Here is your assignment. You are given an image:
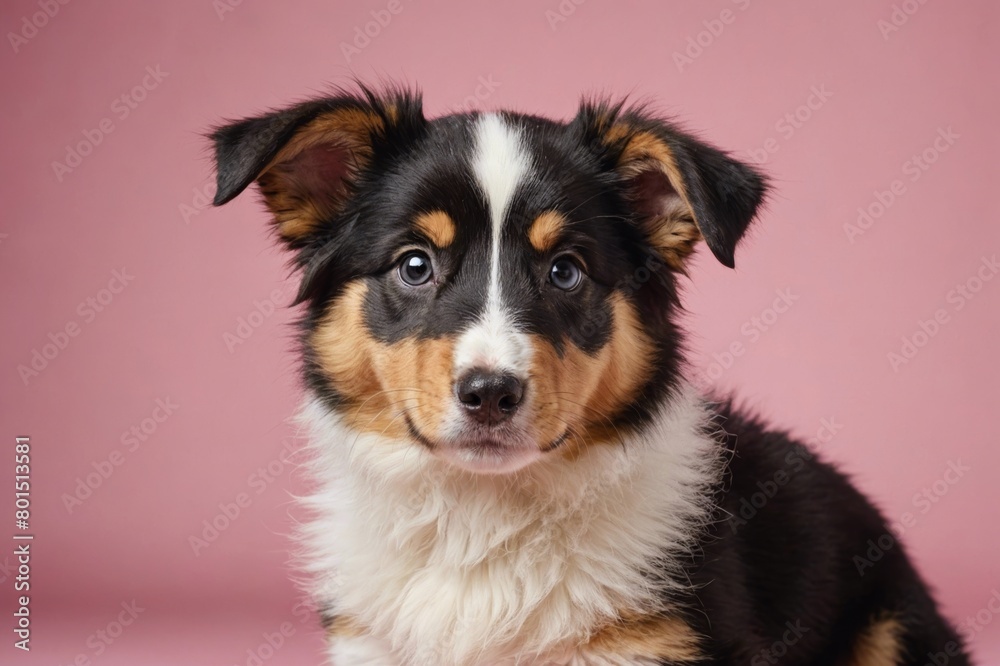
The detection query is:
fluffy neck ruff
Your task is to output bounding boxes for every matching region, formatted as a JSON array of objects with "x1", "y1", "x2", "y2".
[{"x1": 297, "y1": 383, "x2": 721, "y2": 665}]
